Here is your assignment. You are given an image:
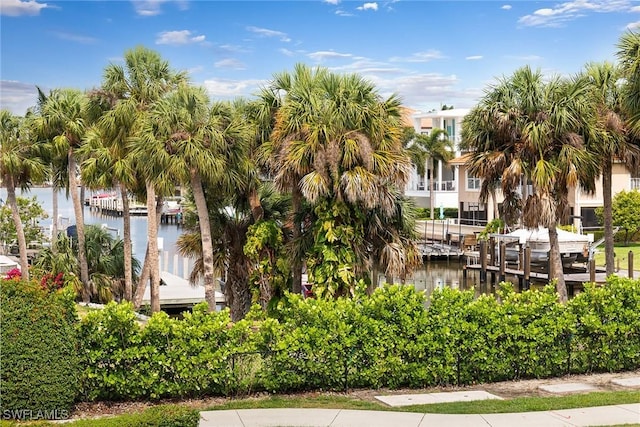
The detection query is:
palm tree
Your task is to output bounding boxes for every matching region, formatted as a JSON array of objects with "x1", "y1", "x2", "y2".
[
  {"x1": 260, "y1": 64, "x2": 412, "y2": 298},
  {"x1": 581, "y1": 61, "x2": 640, "y2": 276},
  {"x1": 38, "y1": 89, "x2": 92, "y2": 297},
  {"x1": 148, "y1": 85, "x2": 250, "y2": 312},
  {"x1": 618, "y1": 31, "x2": 640, "y2": 136},
  {"x1": 0, "y1": 110, "x2": 45, "y2": 281},
  {"x1": 33, "y1": 224, "x2": 140, "y2": 302},
  {"x1": 101, "y1": 46, "x2": 187, "y2": 312},
  {"x1": 462, "y1": 66, "x2": 599, "y2": 302},
  {"x1": 176, "y1": 181, "x2": 289, "y2": 321},
  {"x1": 413, "y1": 129, "x2": 454, "y2": 220}
]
